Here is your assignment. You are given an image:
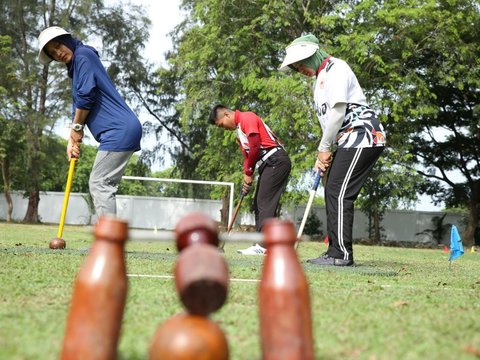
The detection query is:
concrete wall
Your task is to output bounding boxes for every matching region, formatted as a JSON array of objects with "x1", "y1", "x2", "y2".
[
  {"x1": 0, "y1": 191, "x2": 223, "y2": 229},
  {"x1": 0, "y1": 191, "x2": 467, "y2": 244},
  {"x1": 288, "y1": 205, "x2": 467, "y2": 245}
]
